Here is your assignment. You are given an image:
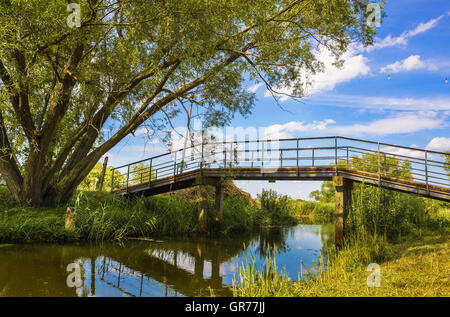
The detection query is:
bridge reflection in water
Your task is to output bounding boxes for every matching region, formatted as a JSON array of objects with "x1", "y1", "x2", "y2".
[{"x1": 0, "y1": 225, "x2": 334, "y2": 297}]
